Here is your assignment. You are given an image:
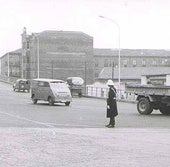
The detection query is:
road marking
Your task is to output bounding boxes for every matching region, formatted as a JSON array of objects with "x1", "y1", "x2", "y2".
[
  {"x1": 0, "y1": 111, "x2": 98, "y2": 128},
  {"x1": 0, "y1": 111, "x2": 54, "y2": 128}
]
